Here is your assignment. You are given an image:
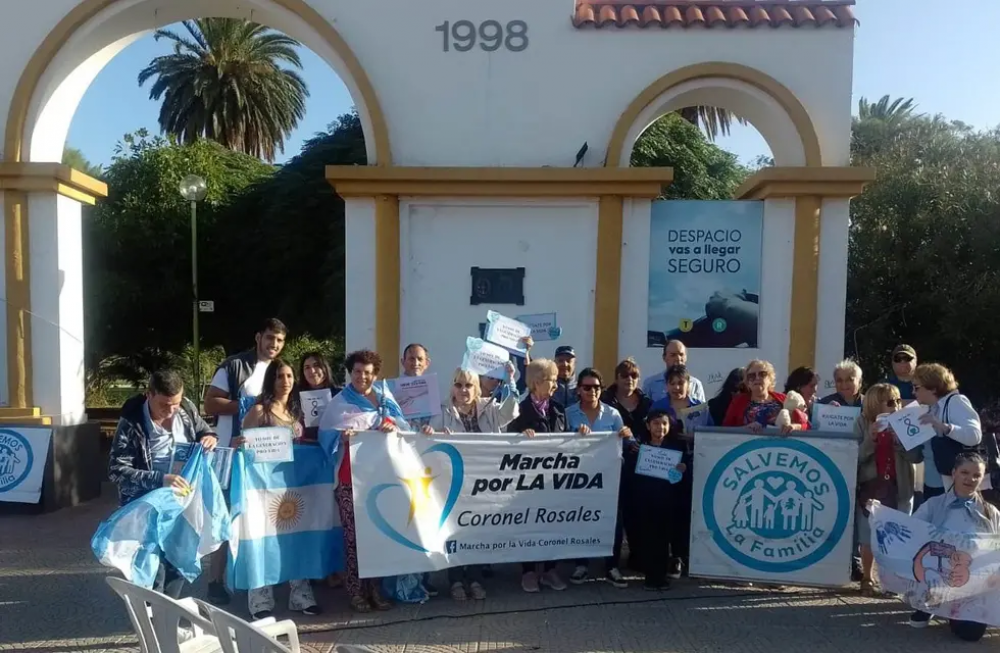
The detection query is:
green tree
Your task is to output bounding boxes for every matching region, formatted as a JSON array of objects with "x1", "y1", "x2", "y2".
[
  {"x1": 847, "y1": 112, "x2": 1000, "y2": 404},
  {"x1": 211, "y1": 112, "x2": 365, "y2": 349},
  {"x1": 677, "y1": 106, "x2": 748, "y2": 141},
  {"x1": 632, "y1": 113, "x2": 750, "y2": 199},
  {"x1": 84, "y1": 131, "x2": 274, "y2": 372},
  {"x1": 62, "y1": 145, "x2": 102, "y2": 178},
  {"x1": 138, "y1": 19, "x2": 309, "y2": 162}
]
